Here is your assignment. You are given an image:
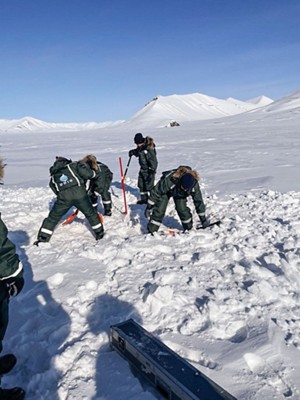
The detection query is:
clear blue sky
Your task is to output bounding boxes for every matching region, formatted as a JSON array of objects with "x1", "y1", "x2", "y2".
[{"x1": 0, "y1": 0, "x2": 299, "y2": 122}]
